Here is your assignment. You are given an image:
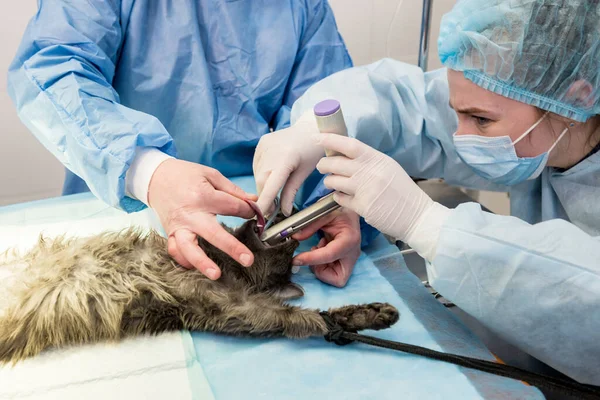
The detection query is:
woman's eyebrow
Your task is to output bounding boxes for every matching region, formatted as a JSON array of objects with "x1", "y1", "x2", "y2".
[{"x1": 449, "y1": 101, "x2": 492, "y2": 114}]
